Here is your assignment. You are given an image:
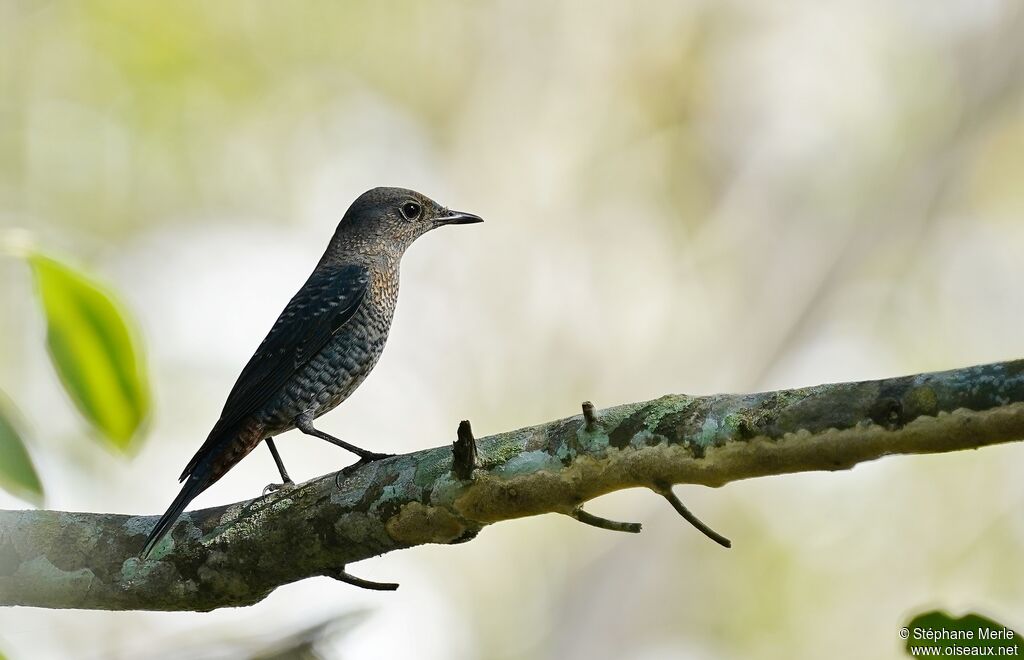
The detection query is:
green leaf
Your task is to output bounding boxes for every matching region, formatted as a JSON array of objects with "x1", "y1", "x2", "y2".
[
  {"x1": 0, "y1": 397, "x2": 43, "y2": 506},
  {"x1": 905, "y1": 610, "x2": 1024, "y2": 658},
  {"x1": 29, "y1": 253, "x2": 150, "y2": 452}
]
